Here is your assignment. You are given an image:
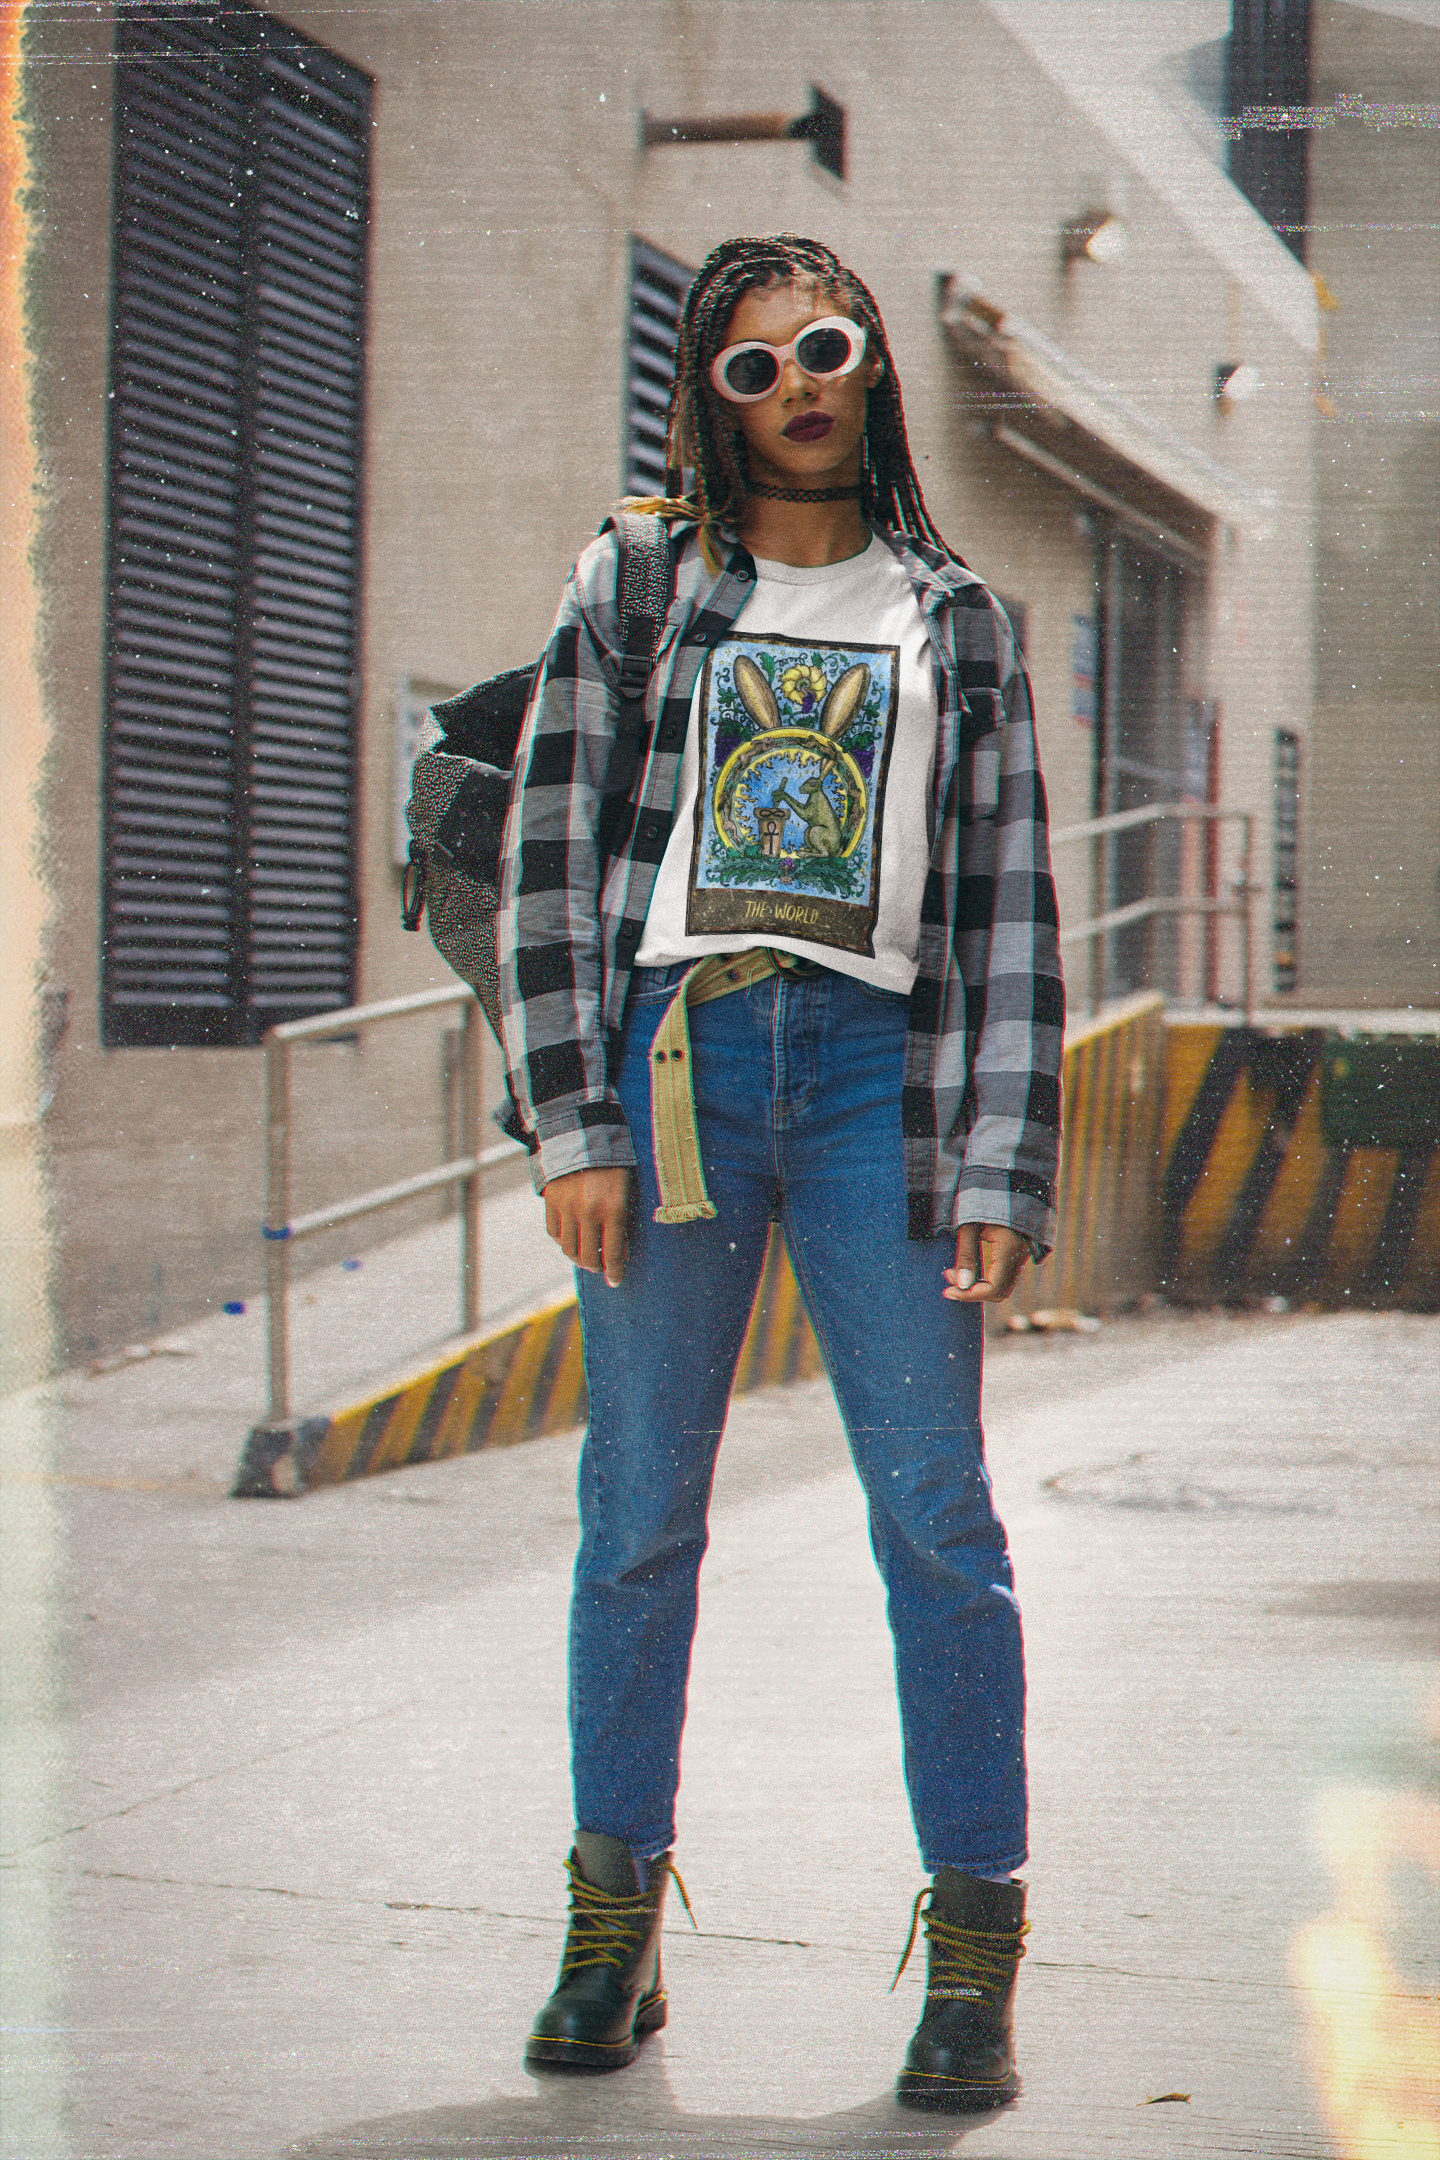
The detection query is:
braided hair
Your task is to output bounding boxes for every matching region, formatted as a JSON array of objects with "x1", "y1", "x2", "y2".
[{"x1": 632, "y1": 234, "x2": 954, "y2": 573}]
